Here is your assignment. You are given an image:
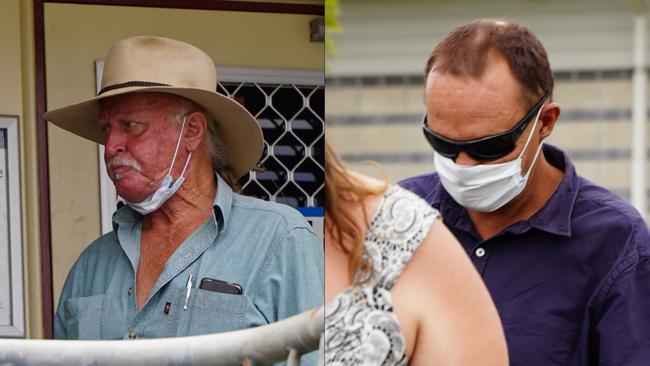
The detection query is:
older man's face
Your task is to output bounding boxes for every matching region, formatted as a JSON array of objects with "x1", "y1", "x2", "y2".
[
  {"x1": 424, "y1": 53, "x2": 543, "y2": 170},
  {"x1": 99, "y1": 93, "x2": 186, "y2": 203}
]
